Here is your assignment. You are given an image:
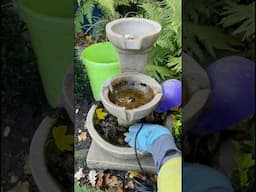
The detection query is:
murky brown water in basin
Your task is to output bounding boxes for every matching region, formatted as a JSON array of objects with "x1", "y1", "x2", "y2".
[{"x1": 108, "y1": 81, "x2": 154, "y2": 109}]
